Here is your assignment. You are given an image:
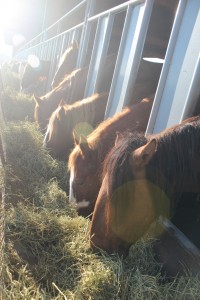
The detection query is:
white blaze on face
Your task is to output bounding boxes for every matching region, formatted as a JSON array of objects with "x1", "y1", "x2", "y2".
[
  {"x1": 43, "y1": 123, "x2": 50, "y2": 147},
  {"x1": 69, "y1": 169, "x2": 77, "y2": 204},
  {"x1": 69, "y1": 169, "x2": 90, "y2": 209}
]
